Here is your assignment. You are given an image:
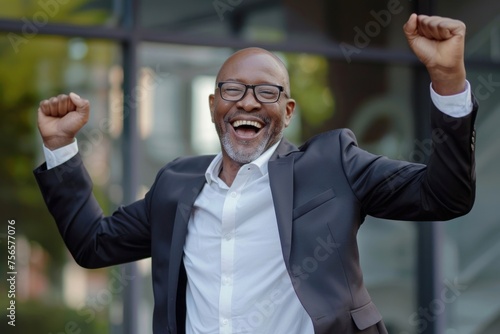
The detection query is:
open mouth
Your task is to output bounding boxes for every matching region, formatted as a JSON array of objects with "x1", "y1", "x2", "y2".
[{"x1": 231, "y1": 120, "x2": 263, "y2": 138}]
